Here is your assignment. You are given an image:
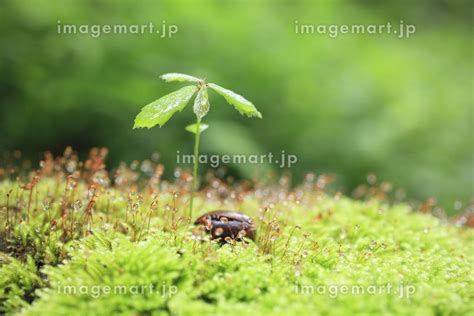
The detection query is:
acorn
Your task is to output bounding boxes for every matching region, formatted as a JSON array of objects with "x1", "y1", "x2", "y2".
[{"x1": 194, "y1": 210, "x2": 256, "y2": 242}]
